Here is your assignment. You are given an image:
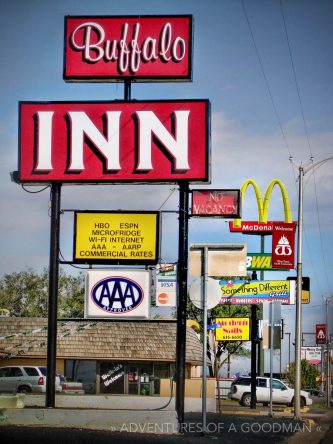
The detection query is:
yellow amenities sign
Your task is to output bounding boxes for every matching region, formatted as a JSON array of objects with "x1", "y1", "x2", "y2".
[
  {"x1": 215, "y1": 317, "x2": 250, "y2": 341},
  {"x1": 74, "y1": 211, "x2": 160, "y2": 265}
]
